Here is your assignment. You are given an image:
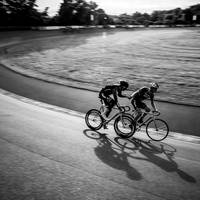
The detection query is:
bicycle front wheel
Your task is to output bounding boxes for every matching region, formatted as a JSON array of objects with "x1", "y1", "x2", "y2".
[
  {"x1": 146, "y1": 118, "x2": 169, "y2": 141},
  {"x1": 114, "y1": 114, "x2": 135, "y2": 138},
  {"x1": 85, "y1": 109, "x2": 103, "y2": 130}
]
